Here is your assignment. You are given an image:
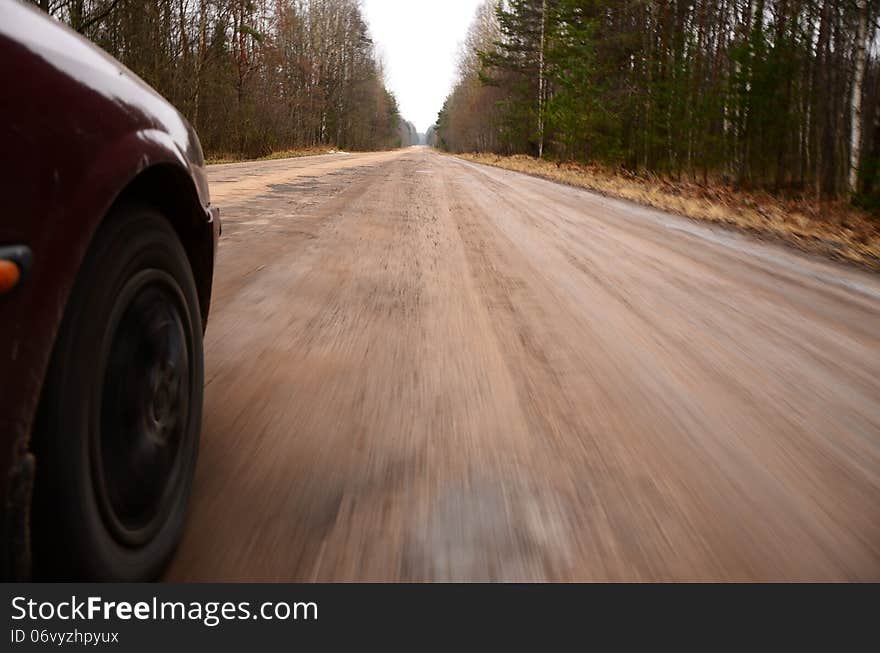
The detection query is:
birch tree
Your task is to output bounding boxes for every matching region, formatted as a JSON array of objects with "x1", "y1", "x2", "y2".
[{"x1": 437, "y1": 0, "x2": 880, "y2": 204}]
